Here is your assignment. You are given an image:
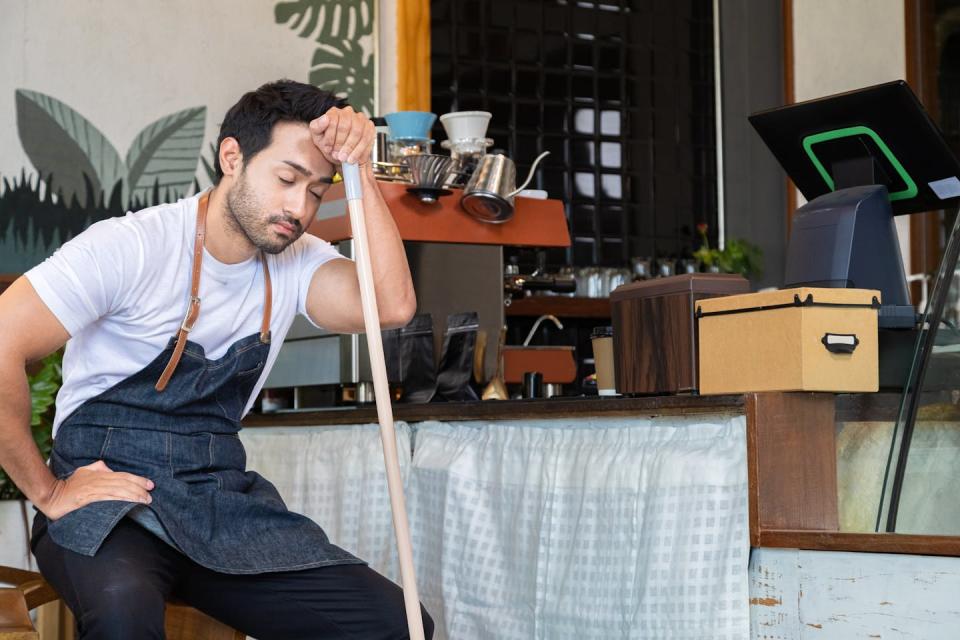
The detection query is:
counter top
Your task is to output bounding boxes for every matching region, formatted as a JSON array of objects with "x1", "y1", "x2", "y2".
[
  {"x1": 242, "y1": 394, "x2": 746, "y2": 427},
  {"x1": 242, "y1": 391, "x2": 913, "y2": 428}
]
